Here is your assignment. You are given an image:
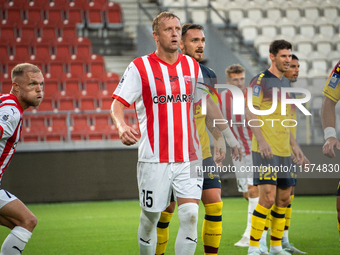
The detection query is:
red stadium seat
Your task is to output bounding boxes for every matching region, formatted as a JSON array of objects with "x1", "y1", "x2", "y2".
[
  {"x1": 0, "y1": 43, "x2": 9, "y2": 58},
  {"x1": 64, "y1": 5, "x2": 85, "y2": 30},
  {"x1": 36, "y1": 98, "x2": 55, "y2": 112},
  {"x1": 59, "y1": 74, "x2": 83, "y2": 98},
  {"x1": 104, "y1": 2, "x2": 123, "y2": 30},
  {"x1": 88, "y1": 54, "x2": 105, "y2": 75},
  {"x1": 70, "y1": 114, "x2": 91, "y2": 140},
  {"x1": 21, "y1": 115, "x2": 47, "y2": 142},
  {"x1": 78, "y1": 97, "x2": 97, "y2": 111},
  {"x1": 1, "y1": 80, "x2": 12, "y2": 94},
  {"x1": 10, "y1": 41, "x2": 31, "y2": 59},
  {"x1": 16, "y1": 20, "x2": 38, "y2": 42},
  {"x1": 36, "y1": 20, "x2": 58, "y2": 41},
  {"x1": 72, "y1": 37, "x2": 92, "y2": 60},
  {"x1": 46, "y1": 60, "x2": 66, "y2": 79},
  {"x1": 86, "y1": 2, "x2": 104, "y2": 30},
  {"x1": 66, "y1": 59, "x2": 86, "y2": 76},
  {"x1": 57, "y1": 97, "x2": 77, "y2": 111},
  {"x1": 58, "y1": 21, "x2": 77, "y2": 42},
  {"x1": 47, "y1": 114, "x2": 68, "y2": 141},
  {"x1": 32, "y1": 0, "x2": 50, "y2": 5},
  {"x1": 98, "y1": 96, "x2": 113, "y2": 111},
  {"x1": 31, "y1": 40, "x2": 52, "y2": 61},
  {"x1": 23, "y1": 3, "x2": 44, "y2": 23},
  {"x1": 0, "y1": 25, "x2": 16, "y2": 41},
  {"x1": 51, "y1": 38, "x2": 73, "y2": 61},
  {"x1": 43, "y1": 3, "x2": 64, "y2": 23},
  {"x1": 43, "y1": 78, "x2": 61, "y2": 99},
  {"x1": 82, "y1": 76, "x2": 101, "y2": 95},
  {"x1": 1, "y1": 4, "x2": 23, "y2": 25}
]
